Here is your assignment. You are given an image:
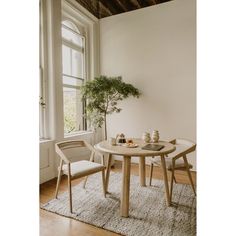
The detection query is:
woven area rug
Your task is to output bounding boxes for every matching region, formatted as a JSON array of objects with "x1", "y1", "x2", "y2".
[{"x1": 41, "y1": 172, "x2": 196, "y2": 236}]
